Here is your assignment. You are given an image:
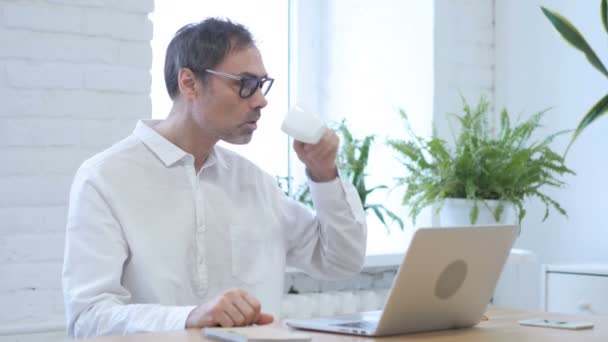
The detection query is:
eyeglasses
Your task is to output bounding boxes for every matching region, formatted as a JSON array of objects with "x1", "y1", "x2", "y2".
[{"x1": 205, "y1": 69, "x2": 274, "y2": 99}]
